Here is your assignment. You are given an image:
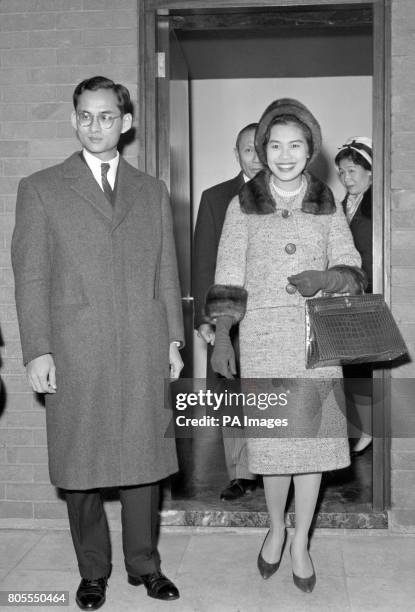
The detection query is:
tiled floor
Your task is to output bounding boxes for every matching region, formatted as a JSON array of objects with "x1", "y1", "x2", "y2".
[{"x1": 1, "y1": 526, "x2": 414, "y2": 611}]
